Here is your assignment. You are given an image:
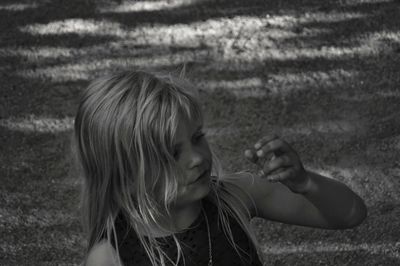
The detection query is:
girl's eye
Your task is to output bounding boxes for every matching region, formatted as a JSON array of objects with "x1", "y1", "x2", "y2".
[
  {"x1": 195, "y1": 132, "x2": 206, "y2": 142},
  {"x1": 173, "y1": 132, "x2": 206, "y2": 159},
  {"x1": 173, "y1": 149, "x2": 180, "y2": 159}
]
